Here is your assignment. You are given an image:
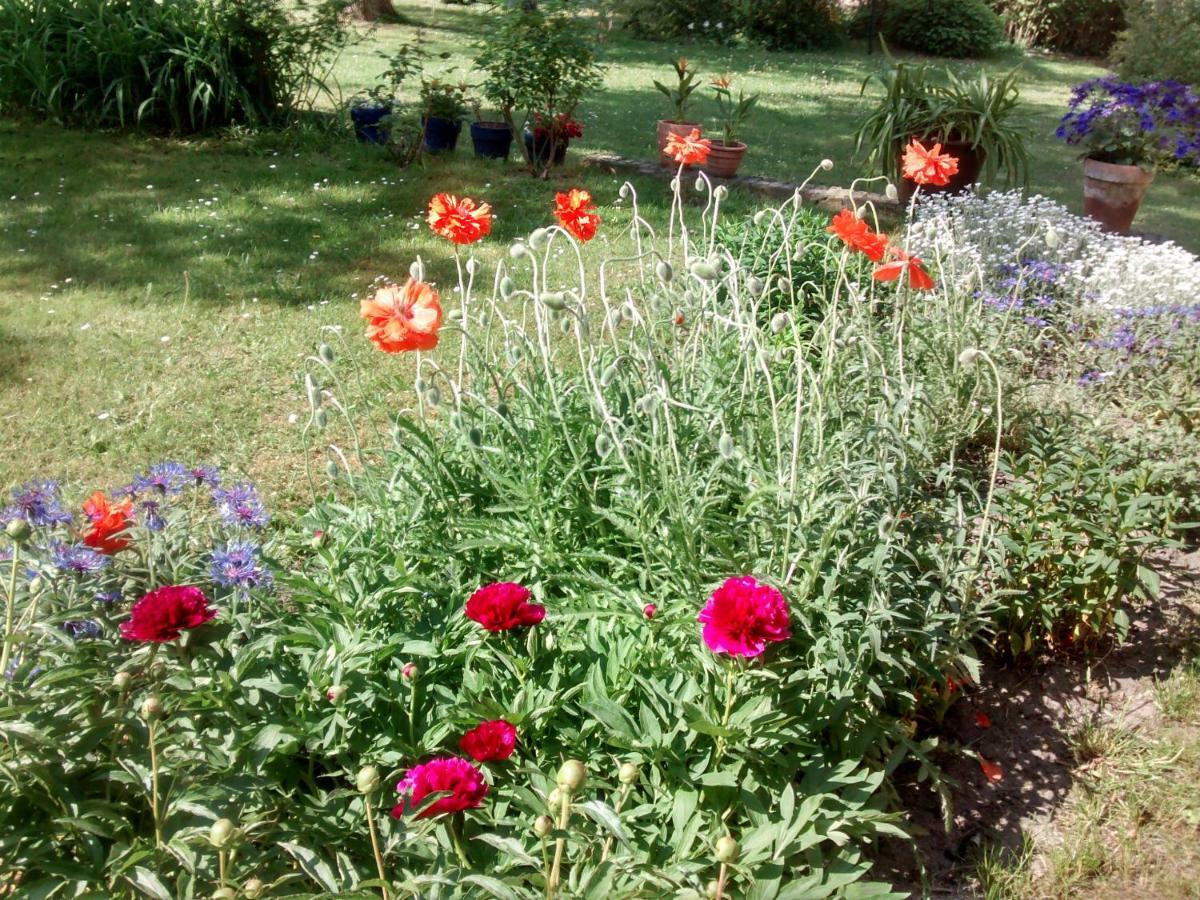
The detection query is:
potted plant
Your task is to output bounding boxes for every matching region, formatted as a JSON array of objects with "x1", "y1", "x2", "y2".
[
  {"x1": 474, "y1": 4, "x2": 603, "y2": 176},
  {"x1": 653, "y1": 58, "x2": 703, "y2": 169},
  {"x1": 420, "y1": 79, "x2": 469, "y2": 154},
  {"x1": 702, "y1": 76, "x2": 757, "y2": 179},
  {"x1": 854, "y1": 60, "x2": 1029, "y2": 204},
  {"x1": 1057, "y1": 77, "x2": 1200, "y2": 233},
  {"x1": 469, "y1": 99, "x2": 514, "y2": 160},
  {"x1": 350, "y1": 42, "x2": 426, "y2": 146}
]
